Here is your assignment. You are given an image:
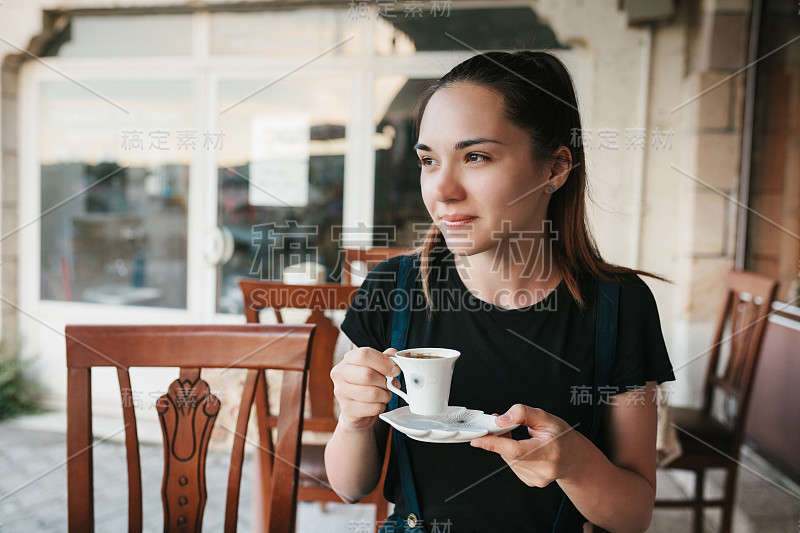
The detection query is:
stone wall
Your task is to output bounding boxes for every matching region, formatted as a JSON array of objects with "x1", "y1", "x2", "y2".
[
  {"x1": 669, "y1": 0, "x2": 752, "y2": 404},
  {"x1": 0, "y1": 0, "x2": 43, "y2": 350}
]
